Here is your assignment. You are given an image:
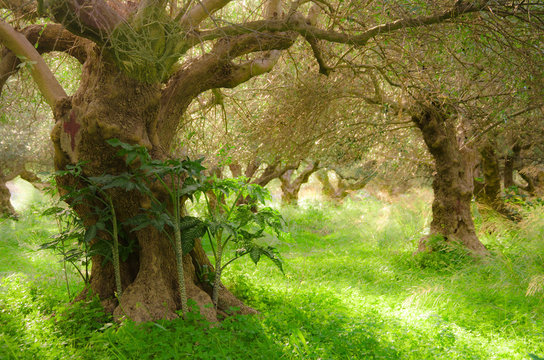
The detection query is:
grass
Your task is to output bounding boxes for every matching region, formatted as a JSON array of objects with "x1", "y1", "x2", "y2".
[{"x1": 1, "y1": 186, "x2": 543, "y2": 359}]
